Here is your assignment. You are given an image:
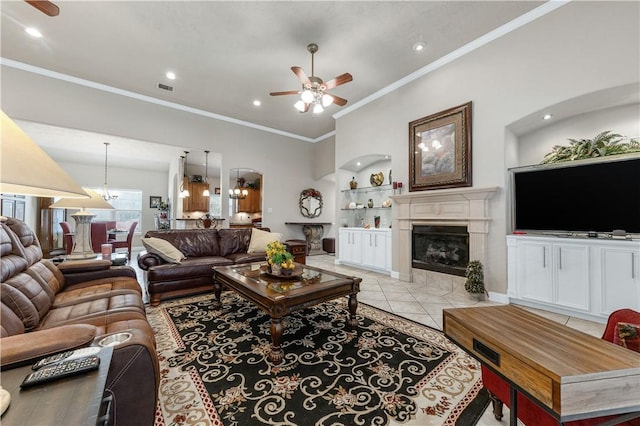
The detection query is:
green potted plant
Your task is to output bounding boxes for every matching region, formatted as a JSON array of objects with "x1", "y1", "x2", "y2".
[
  {"x1": 465, "y1": 260, "x2": 487, "y2": 299},
  {"x1": 541, "y1": 131, "x2": 640, "y2": 164}
]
